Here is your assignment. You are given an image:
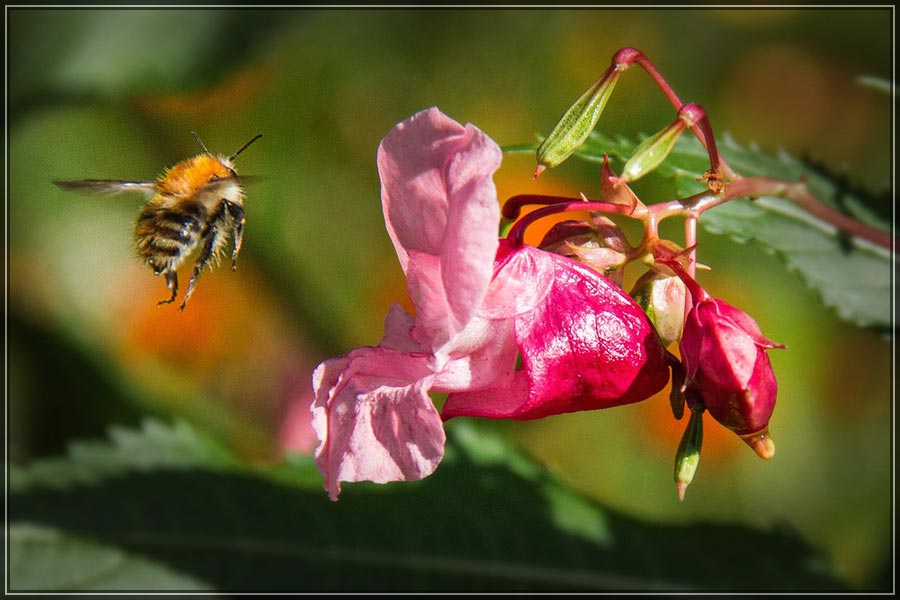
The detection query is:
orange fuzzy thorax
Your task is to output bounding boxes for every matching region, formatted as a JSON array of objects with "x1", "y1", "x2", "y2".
[{"x1": 157, "y1": 154, "x2": 233, "y2": 197}]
